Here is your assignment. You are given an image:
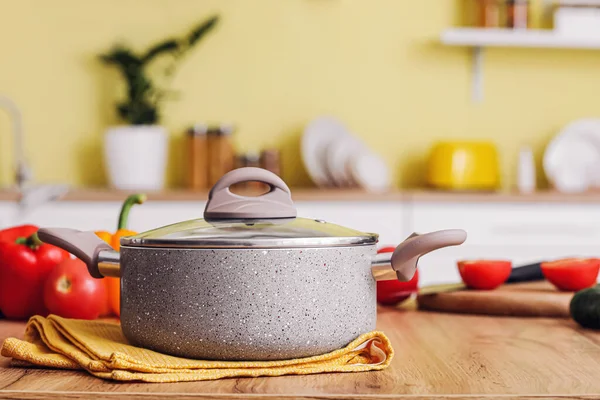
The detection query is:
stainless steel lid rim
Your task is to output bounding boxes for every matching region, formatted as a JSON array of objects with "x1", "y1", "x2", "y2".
[{"x1": 120, "y1": 235, "x2": 378, "y2": 250}]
